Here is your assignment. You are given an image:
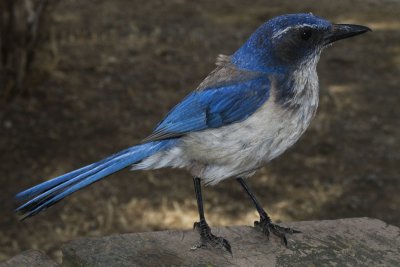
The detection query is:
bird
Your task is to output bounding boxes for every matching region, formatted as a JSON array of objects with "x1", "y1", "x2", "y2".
[{"x1": 15, "y1": 13, "x2": 370, "y2": 254}]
